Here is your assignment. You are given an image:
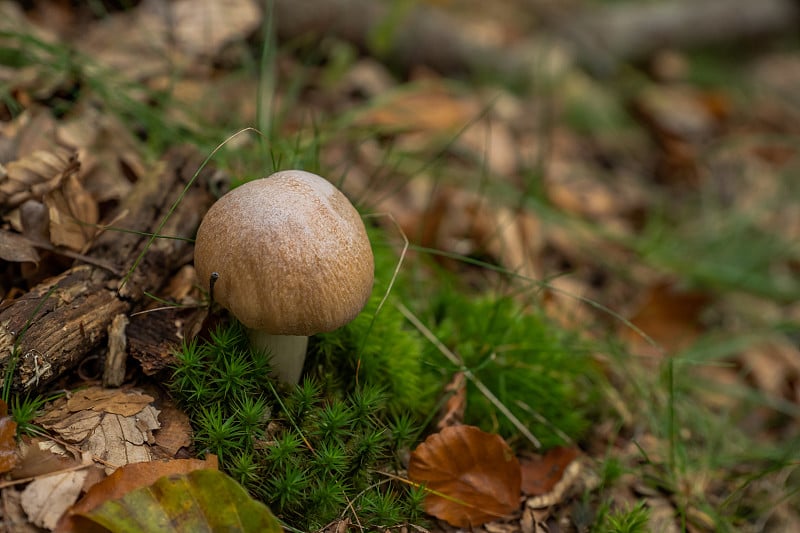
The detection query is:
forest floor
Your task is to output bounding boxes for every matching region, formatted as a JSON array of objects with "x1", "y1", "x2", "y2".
[{"x1": 0, "y1": 1, "x2": 798, "y2": 532}]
